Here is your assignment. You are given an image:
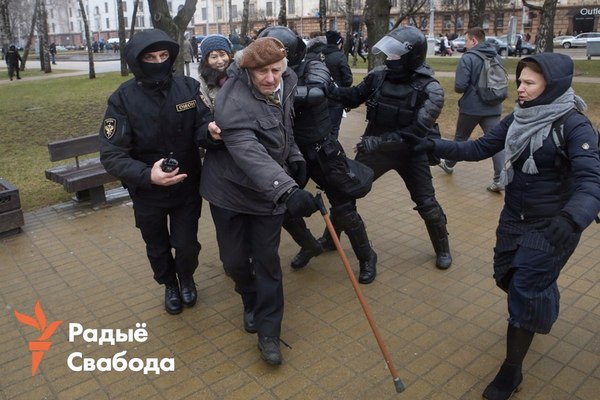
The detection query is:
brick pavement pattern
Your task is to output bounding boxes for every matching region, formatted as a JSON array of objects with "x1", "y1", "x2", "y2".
[{"x1": 1, "y1": 109, "x2": 599, "y2": 400}]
